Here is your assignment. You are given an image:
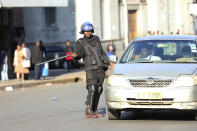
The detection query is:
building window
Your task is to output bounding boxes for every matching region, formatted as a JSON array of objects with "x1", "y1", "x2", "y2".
[
  {"x1": 45, "y1": 8, "x2": 56, "y2": 28},
  {"x1": 1, "y1": 9, "x2": 9, "y2": 26}
]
